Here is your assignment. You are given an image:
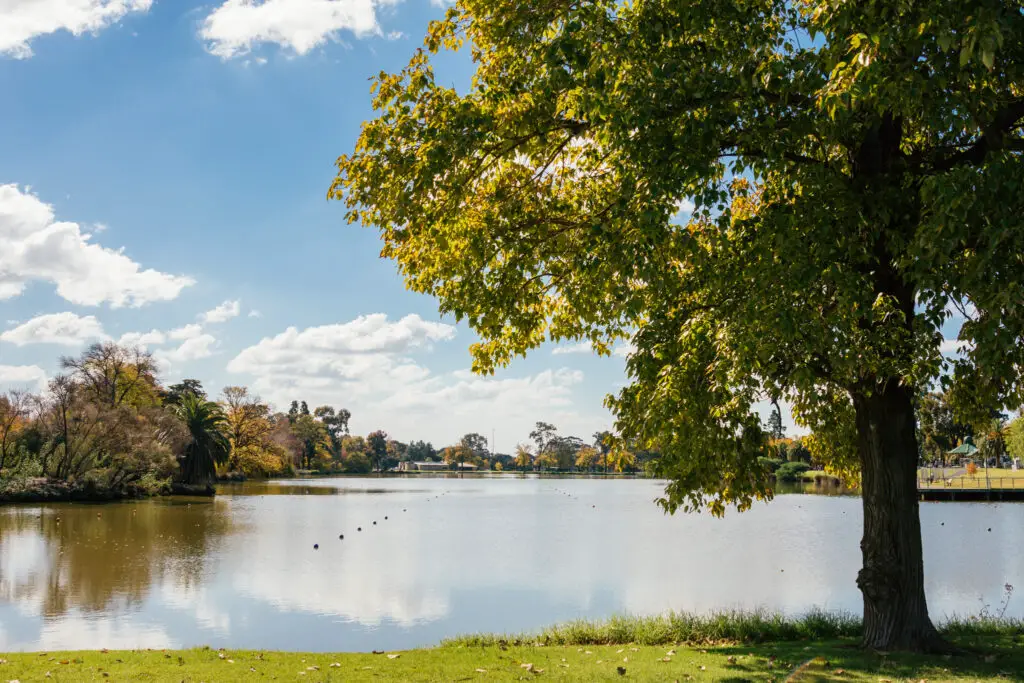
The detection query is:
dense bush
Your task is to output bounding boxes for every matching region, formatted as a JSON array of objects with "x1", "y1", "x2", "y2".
[
  {"x1": 758, "y1": 457, "x2": 784, "y2": 473},
  {"x1": 342, "y1": 452, "x2": 372, "y2": 474},
  {"x1": 775, "y1": 461, "x2": 811, "y2": 482}
]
